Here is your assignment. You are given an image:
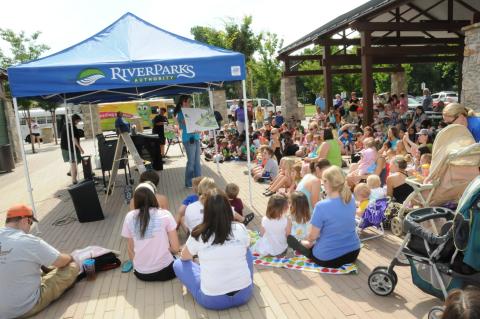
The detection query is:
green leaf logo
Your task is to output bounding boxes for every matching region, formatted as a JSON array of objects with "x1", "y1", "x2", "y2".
[{"x1": 76, "y1": 68, "x2": 106, "y2": 86}]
